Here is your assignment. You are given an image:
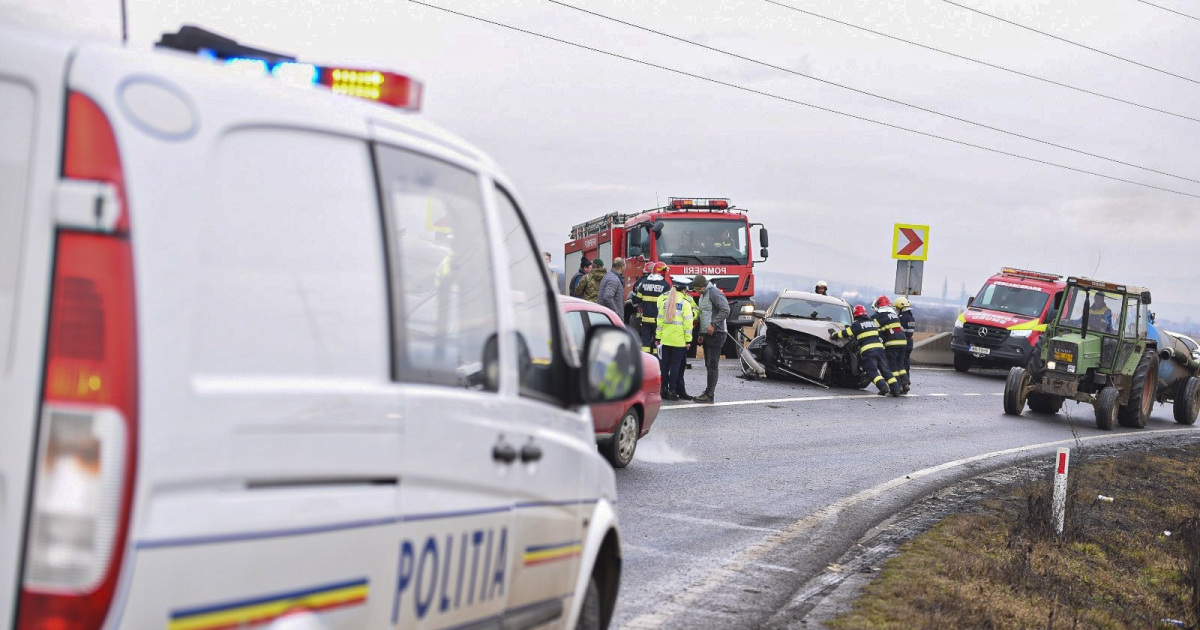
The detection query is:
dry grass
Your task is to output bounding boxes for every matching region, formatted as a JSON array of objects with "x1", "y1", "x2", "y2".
[{"x1": 829, "y1": 443, "x2": 1200, "y2": 630}]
